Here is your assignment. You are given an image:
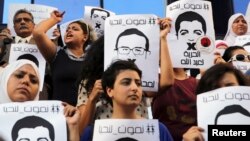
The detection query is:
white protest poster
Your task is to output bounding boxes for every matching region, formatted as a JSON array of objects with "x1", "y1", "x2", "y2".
[
  {"x1": 59, "y1": 18, "x2": 84, "y2": 46},
  {"x1": 8, "y1": 4, "x2": 58, "y2": 39},
  {"x1": 8, "y1": 43, "x2": 46, "y2": 91},
  {"x1": 234, "y1": 35, "x2": 250, "y2": 46},
  {"x1": 166, "y1": 0, "x2": 215, "y2": 68},
  {"x1": 84, "y1": 6, "x2": 115, "y2": 38},
  {"x1": 197, "y1": 86, "x2": 250, "y2": 141},
  {"x1": 232, "y1": 61, "x2": 250, "y2": 74},
  {"x1": 104, "y1": 14, "x2": 159, "y2": 92},
  {"x1": 0, "y1": 101, "x2": 67, "y2": 141},
  {"x1": 93, "y1": 119, "x2": 160, "y2": 141}
]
